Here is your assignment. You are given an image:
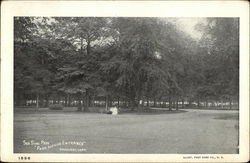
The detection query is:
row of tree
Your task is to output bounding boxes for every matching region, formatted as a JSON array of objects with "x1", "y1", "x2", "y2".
[{"x1": 14, "y1": 17, "x2": 239, "y2": 110}]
